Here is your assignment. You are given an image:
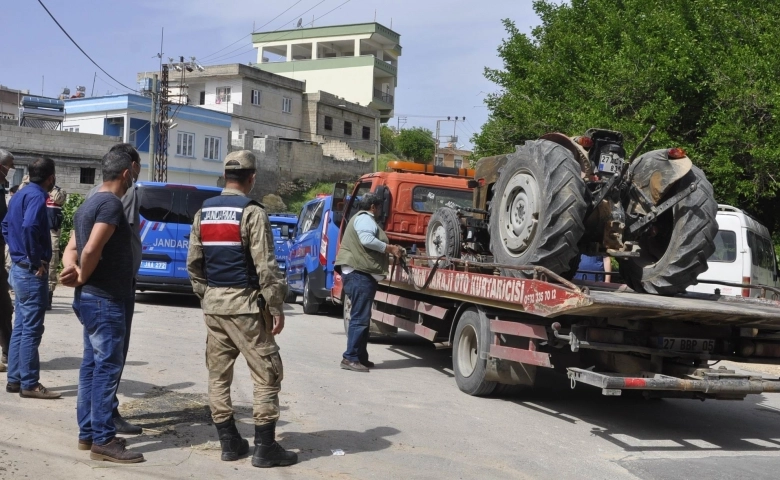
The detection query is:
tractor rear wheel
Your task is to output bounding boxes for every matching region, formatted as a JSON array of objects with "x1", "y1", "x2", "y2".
[
  {"x1": 619, "y1": 166, "x2": 718, "y2": 295},
  {"x1": 489, "y1": 140, "x2": 588, "y2": 277}
]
